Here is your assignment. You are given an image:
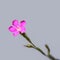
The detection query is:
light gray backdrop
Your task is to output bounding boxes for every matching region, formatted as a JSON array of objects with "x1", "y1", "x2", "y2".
[{"x1": 0, "y1": 0, "x2": 60, "y2": 60}]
